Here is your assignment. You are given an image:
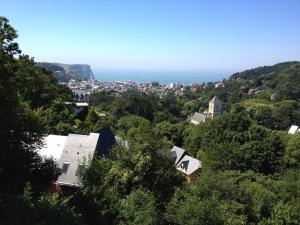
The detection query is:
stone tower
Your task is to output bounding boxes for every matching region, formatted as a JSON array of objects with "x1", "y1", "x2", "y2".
[{"x1": 208, "y1": 96, "x2": 222, "y2": 118}]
